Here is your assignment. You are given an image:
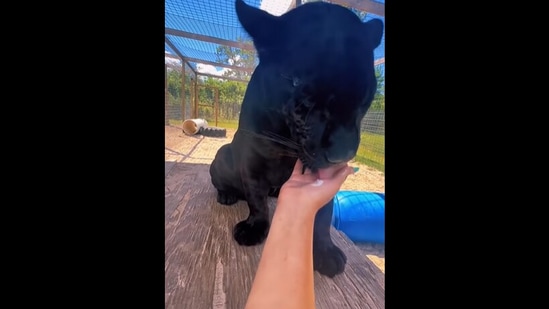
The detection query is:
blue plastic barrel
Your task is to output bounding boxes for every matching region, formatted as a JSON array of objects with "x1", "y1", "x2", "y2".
[{"x1": 331, "y1": 191, "x2": 385, "y2": 244}]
